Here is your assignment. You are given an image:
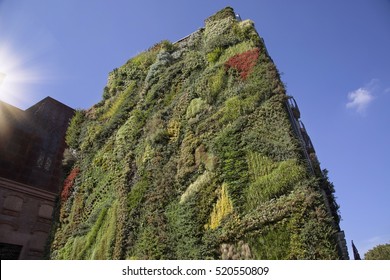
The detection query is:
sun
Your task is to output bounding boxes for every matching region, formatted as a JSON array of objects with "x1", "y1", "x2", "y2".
[{"x1": 0, "y1": 41, "x2": 44, "y2": 108}]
